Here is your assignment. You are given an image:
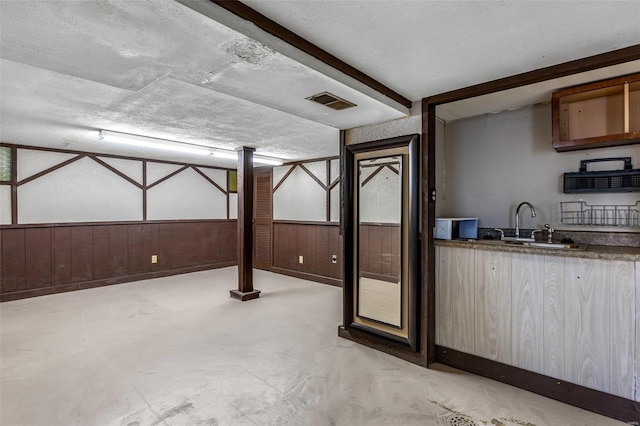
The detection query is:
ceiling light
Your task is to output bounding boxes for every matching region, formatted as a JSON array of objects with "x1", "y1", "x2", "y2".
[
  {"x1": 99, "y1": 130, "x2": 214, "y2": 156},
  {"x1": 99, "y1": 130, "x2": 283, "y2": 165},
  {"x1": 253, "y1": 156, "x2": 283, "y2": 166}
]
